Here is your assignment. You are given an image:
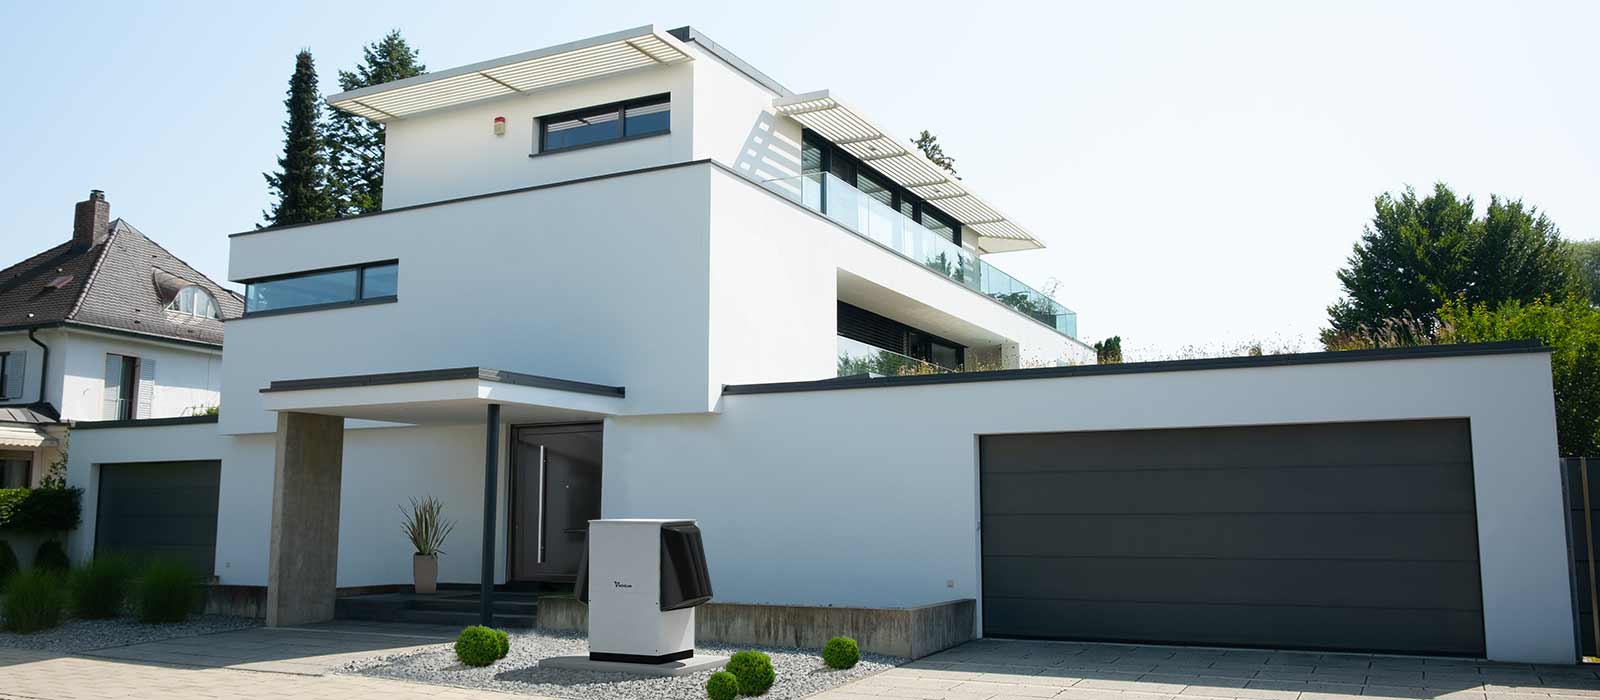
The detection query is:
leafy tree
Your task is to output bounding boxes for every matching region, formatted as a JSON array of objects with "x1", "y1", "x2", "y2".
[
  {"x1": 1093, "y1": 336, "x2": 1123, "y2": 364},
  {"x1": 1324, "y1": 184, "x2": 1575, "y2": 346},
  {"x1": 328, "y1": 30, "x2": 425, "y2": 217},
  {"x1": 1568, "y1": 240, "x2": 1600, "y2": 306},
  {"x1": 263, "y1": 50, "x2": 336, "y2": 226},
  {"x1": 1438, "y1": 295, "x2": 1600, "y2": 455},
  {"x1": 912, "y1": 130, "x2": 957, "y2": 177}
]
